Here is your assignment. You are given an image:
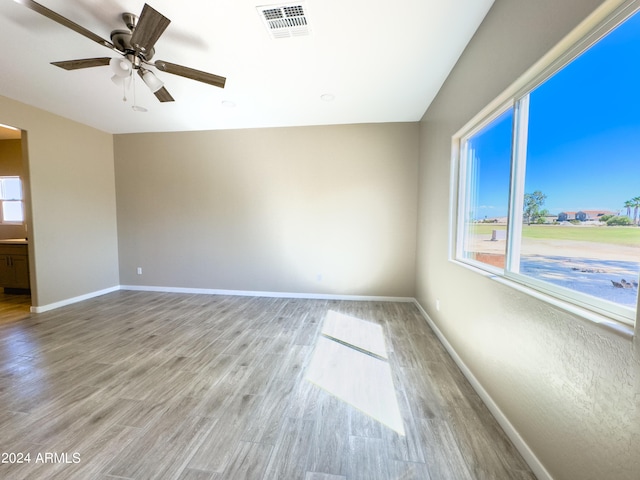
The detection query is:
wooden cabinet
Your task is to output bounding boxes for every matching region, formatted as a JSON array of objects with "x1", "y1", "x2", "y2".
[{"x1": 0, "y1": 244, "x2": 30, "y2": 290}]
